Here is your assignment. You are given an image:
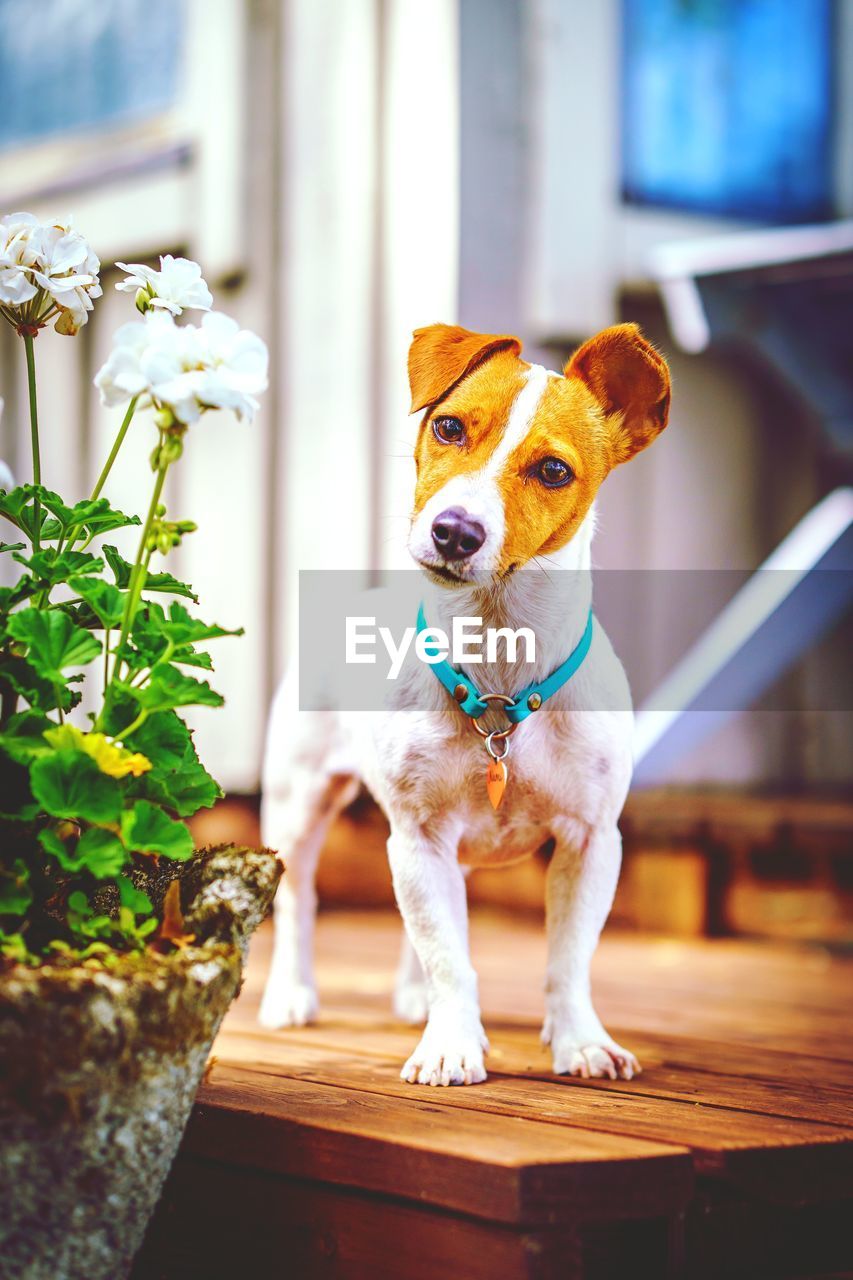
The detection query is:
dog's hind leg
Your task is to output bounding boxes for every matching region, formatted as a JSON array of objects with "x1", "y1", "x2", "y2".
[{"x1": 259, "y1": 768, "x2": 357, "y2": 1028}]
